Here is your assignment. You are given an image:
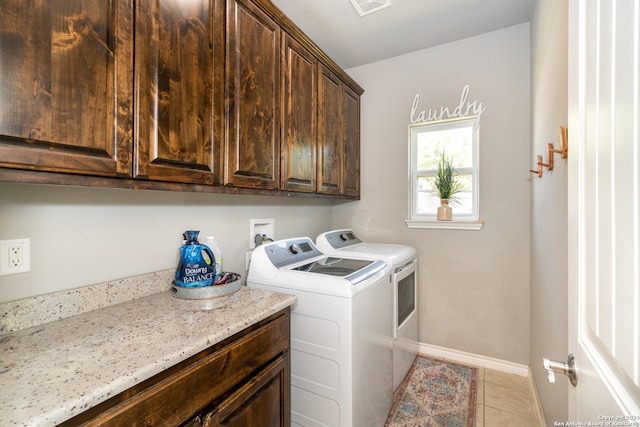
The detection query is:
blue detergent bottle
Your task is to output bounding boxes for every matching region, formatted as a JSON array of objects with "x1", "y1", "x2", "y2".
[{"x1": 174, "y1": 230, "x2": 217, "y2": 288}]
